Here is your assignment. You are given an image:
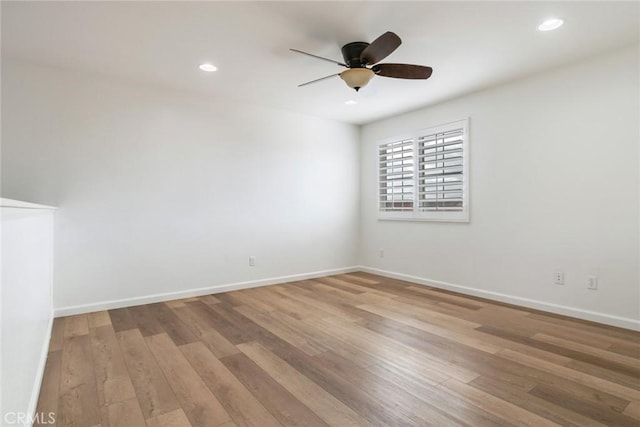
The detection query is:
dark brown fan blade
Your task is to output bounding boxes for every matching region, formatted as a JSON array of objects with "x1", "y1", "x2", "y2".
[
  {"x1": 360, "y1": 31, "x2": 402, "y2": 65},
  {"x1": 372, "y1": 63, "x2": 433, "y2": 79},
  {"x1": 290, "y1": 49, "x2": 347, "y2": 67},
  {"x1": 298, "y1": 73, "x2": 341, "y2": 87}
]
